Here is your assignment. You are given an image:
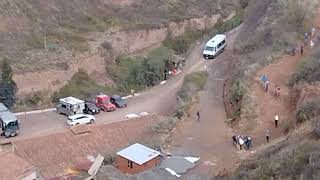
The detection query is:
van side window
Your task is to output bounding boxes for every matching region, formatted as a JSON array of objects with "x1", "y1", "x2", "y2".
[{"x1": 217, "y1": 39, "x2": 225, "y2": 49}]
